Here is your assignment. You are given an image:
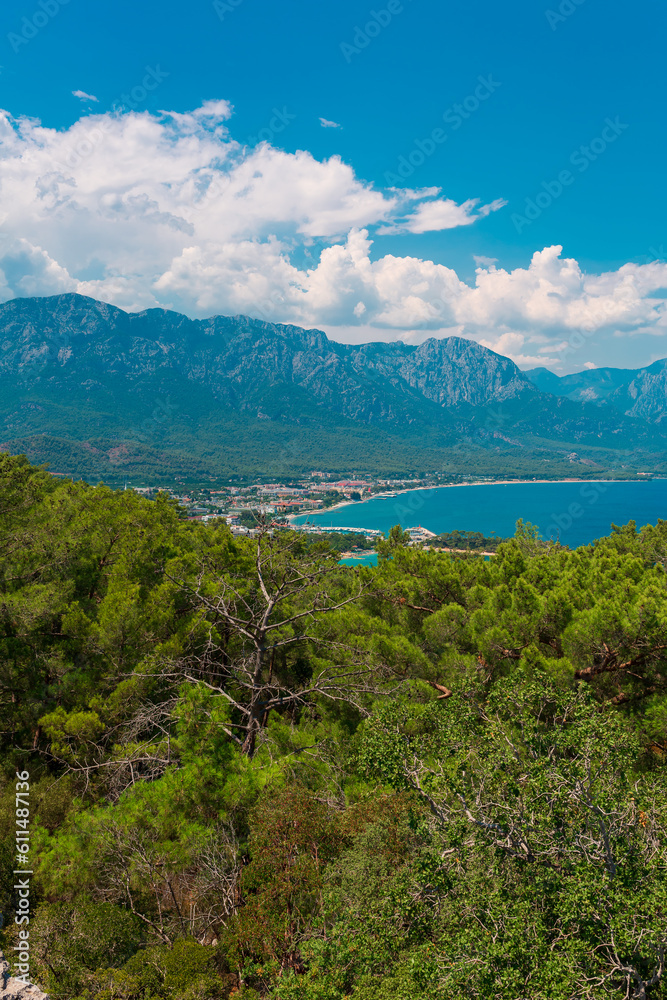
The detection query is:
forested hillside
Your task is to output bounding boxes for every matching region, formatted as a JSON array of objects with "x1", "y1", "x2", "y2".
[
  {"x1": 1, "y1": 454, "x2": 667, "y2": 999},
  {"x1": 2, "y1": 294, "x2": 666, "y2": 481}
]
